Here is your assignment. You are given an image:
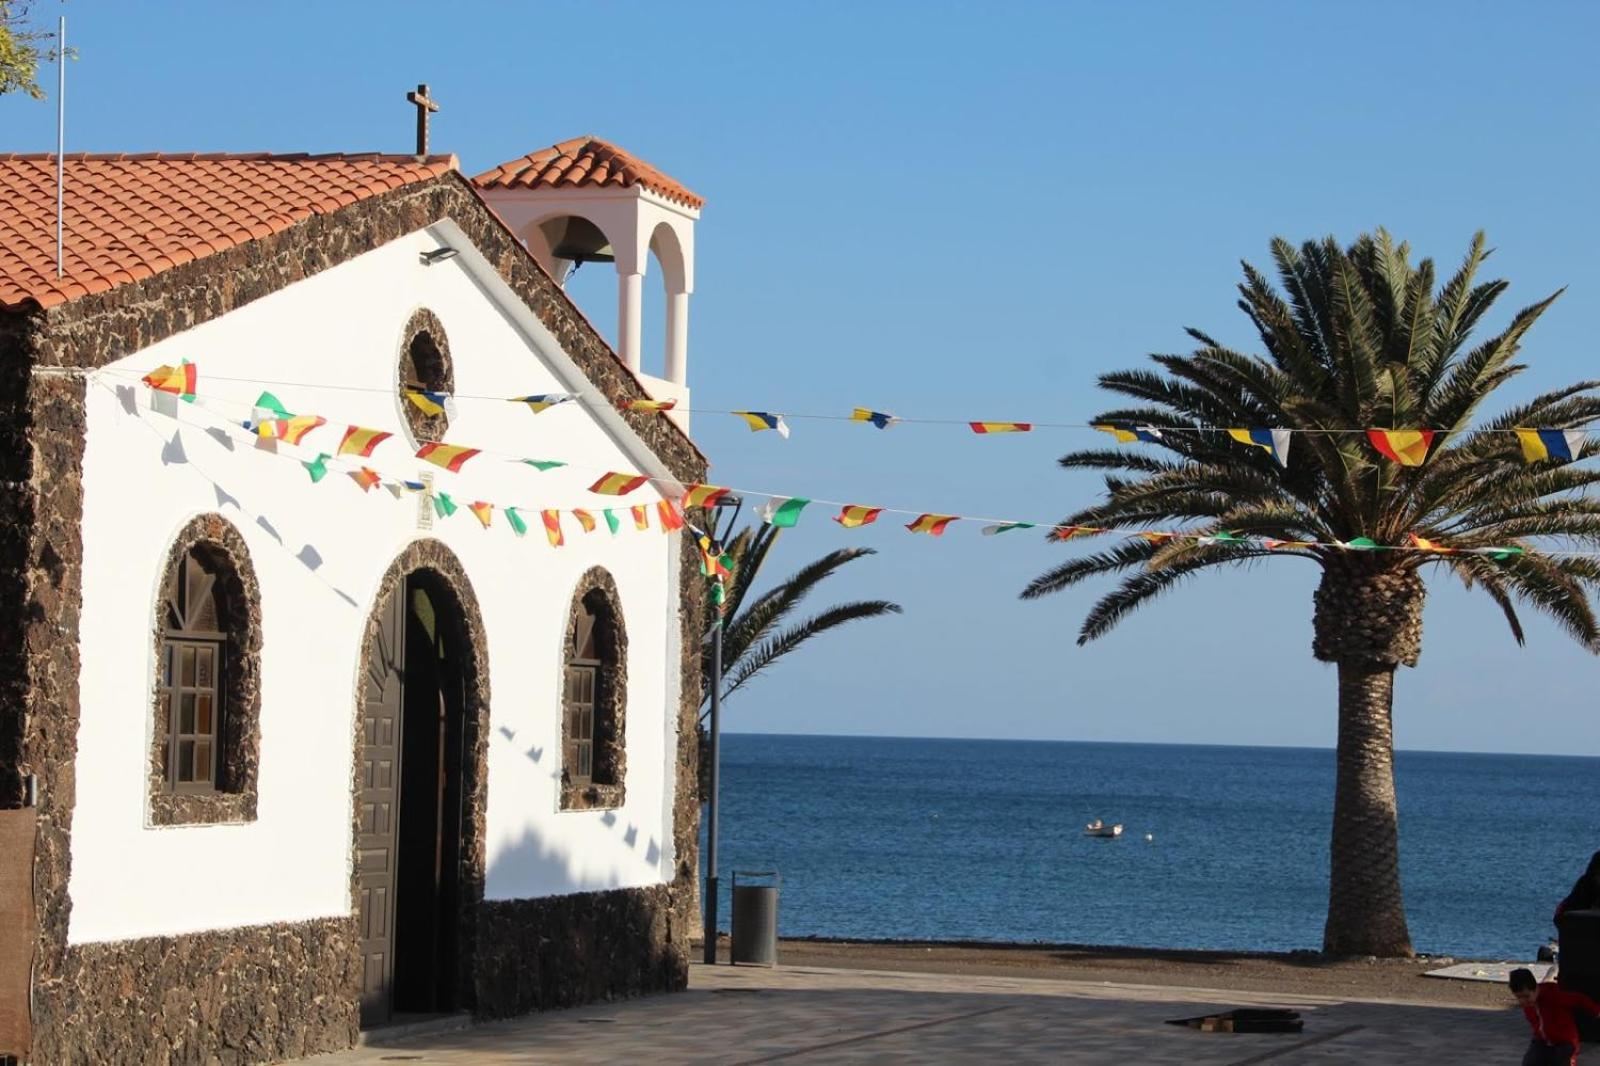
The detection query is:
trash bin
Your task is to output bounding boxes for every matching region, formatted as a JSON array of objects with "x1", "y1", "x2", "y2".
[{"x1": 730, "y1": 870, "x2": 780, "y2": 966}]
